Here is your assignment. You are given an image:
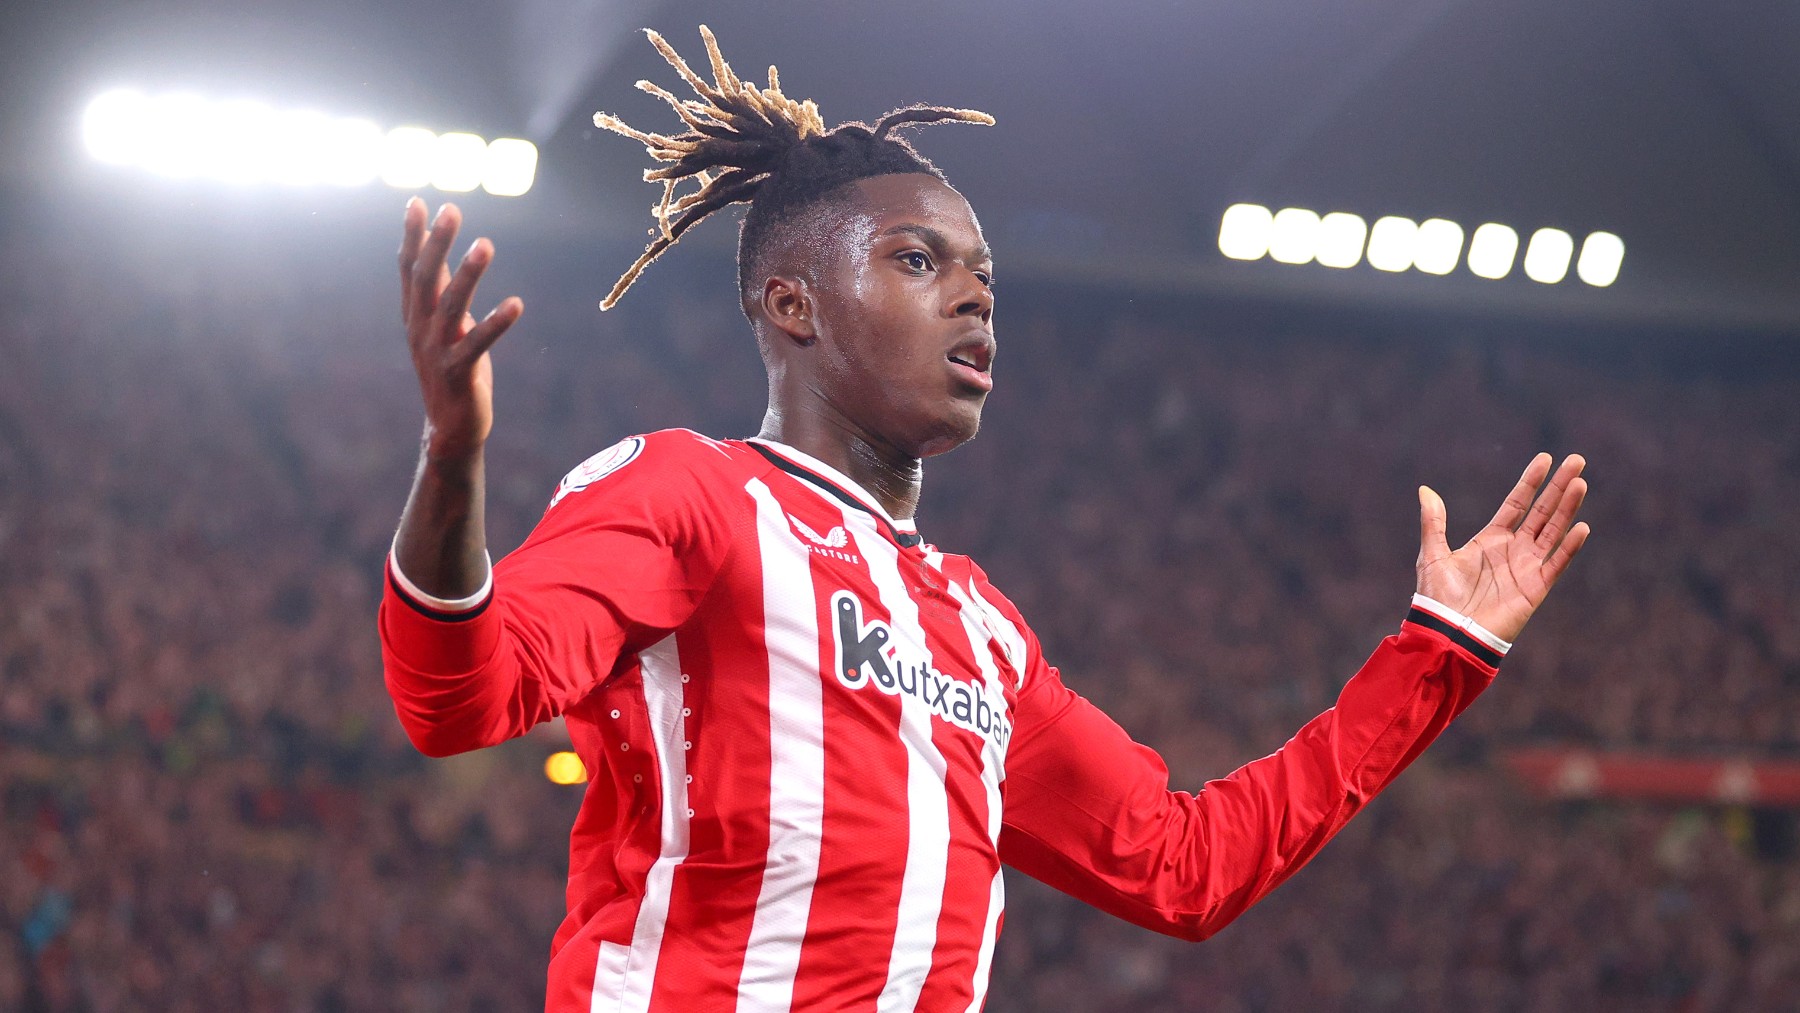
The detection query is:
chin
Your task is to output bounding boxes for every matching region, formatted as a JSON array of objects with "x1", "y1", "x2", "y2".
[{"x1": 912, "y1": 404, "x2": 983, "y2": 458}]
